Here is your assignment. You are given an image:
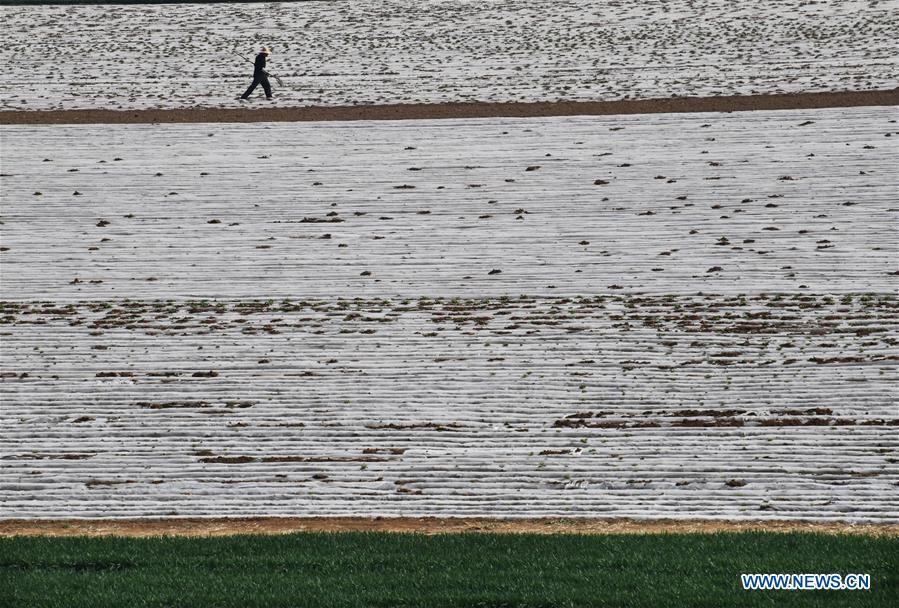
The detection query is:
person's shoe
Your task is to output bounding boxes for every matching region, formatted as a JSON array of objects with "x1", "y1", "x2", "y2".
[{"x1": 266, "y1": 97, "x2": 274, "y2": 101}]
